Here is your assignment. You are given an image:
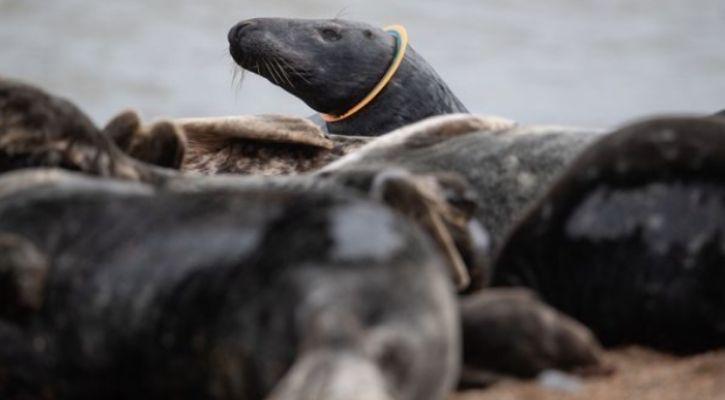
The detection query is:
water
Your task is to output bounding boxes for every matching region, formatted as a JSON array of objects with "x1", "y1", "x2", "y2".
[{"x1": 1, "y1": 0, "x2": 723, "y2": 128}]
